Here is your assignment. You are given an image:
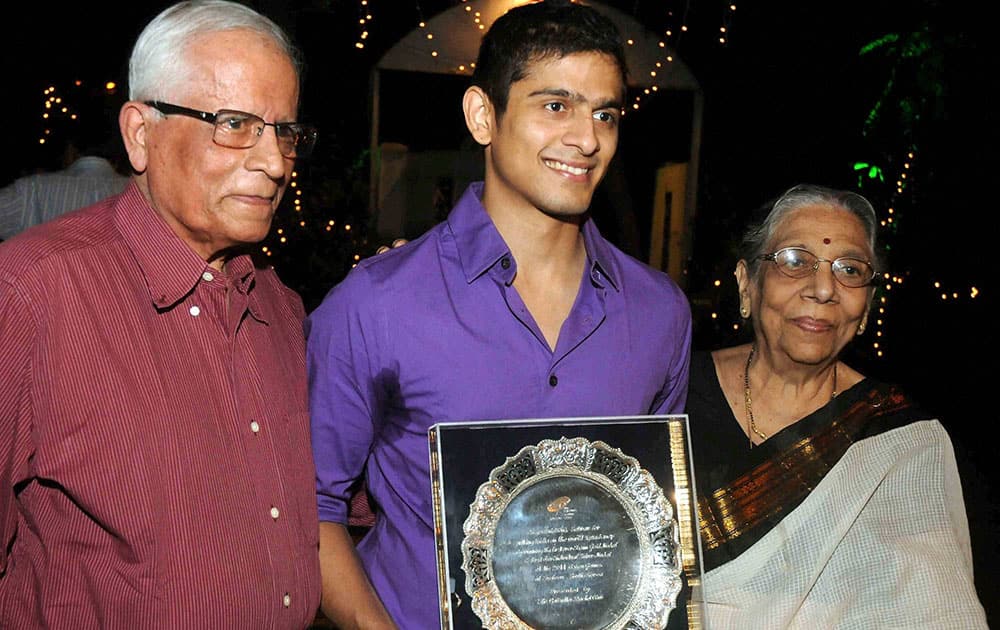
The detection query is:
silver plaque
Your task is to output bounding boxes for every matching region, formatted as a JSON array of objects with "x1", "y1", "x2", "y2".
[{"x1": 461, "y1": 436, "x2": 682, "y2": 629}]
